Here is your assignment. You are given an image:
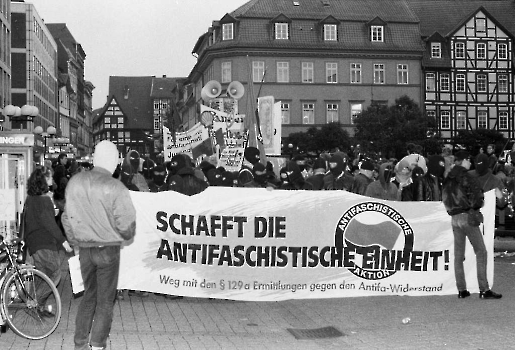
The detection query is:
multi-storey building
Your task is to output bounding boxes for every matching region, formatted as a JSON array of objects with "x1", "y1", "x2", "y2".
[
  {"x1": 183, "y1": 0, "x2": 424, "y2": 138},
  {"x1": 0, "y1": 0, "x2": 11, "y2": 128},
  {"x1": 83, "y1": 80, "x2": 94, "y2": 157},
  {"x1": 408, "y1": 0, "x2": 515, "y2": 141},
  {"x1": 47, "y1": 23, "x2": 87, "y2": 153},
  {"x1": 9, "y1": 1, "x2": 58, "y2": 131},
  {"x1": 93, "y1": 75, "x2": 185, "y2": 160}
]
